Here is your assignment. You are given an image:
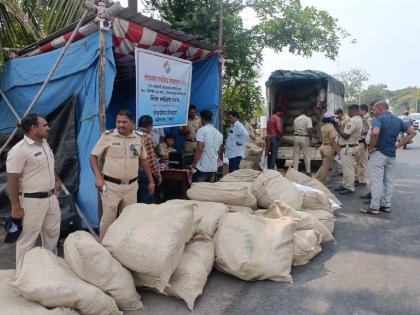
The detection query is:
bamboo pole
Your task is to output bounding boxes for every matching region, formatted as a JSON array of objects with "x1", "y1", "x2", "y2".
[
  {"x1": 217, "y1": 0, "x2": 224, "y2": 131},
  {"x1": 98, "y1": 28, "x2": 106, "y2": 133},
  {"x1": 0, "y1": 89, "x2": 20, "y2": 122}
]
